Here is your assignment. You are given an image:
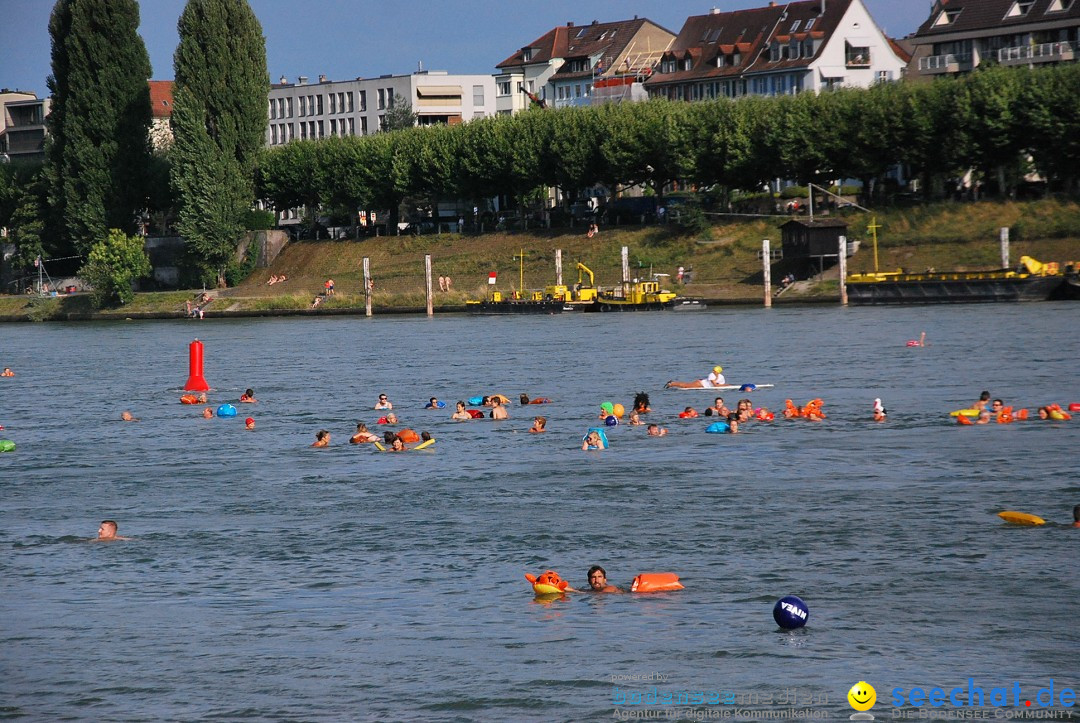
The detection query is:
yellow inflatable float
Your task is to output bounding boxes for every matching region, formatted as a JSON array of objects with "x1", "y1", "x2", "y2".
[
  {"x1": 950, "y1": 409, "x2": 979, "y2": 418},
  {"x1": 997, "y1": 511, "x2": 1045, "y2": 526}
]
